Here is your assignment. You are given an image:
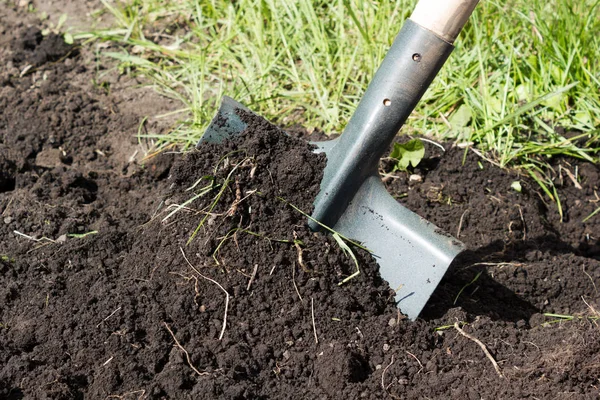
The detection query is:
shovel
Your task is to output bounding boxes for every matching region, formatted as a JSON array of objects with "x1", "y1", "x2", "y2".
[{"x1": 199, "y1": 0, "x2": 480, "y2": 319}]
